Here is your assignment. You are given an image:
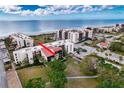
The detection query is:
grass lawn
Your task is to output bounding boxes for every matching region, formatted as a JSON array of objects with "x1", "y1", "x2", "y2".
[
  {"x1": 65, "y1": 56, "x2": 85, "y2": 77},
  {"x1": 31, "y1": 35, "x2": 44, "y2": 44},
  {"x1": 112, "y1": 51, "x2": 124, "y2": 56},
  {"x1": 31, "y1": 34, "x2": 55, "y2": 44},
  {"x1": 65, "y1": 55, "x2": 99, "y2": 77},
  {"x1": 66, "y1": 78, "x2": 99, "y2": 88},
  {"x1": 90, "y1": 40, "x2": 101, "y2": 47},
  {"x1": 17, "y1": 66, "x2": 48, "y2": 87}
]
